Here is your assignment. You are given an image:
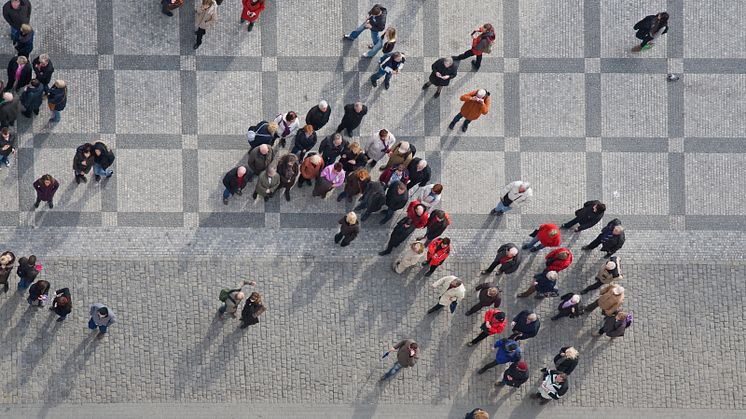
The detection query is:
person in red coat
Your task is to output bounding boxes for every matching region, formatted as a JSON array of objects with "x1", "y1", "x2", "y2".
[
  {"x1": 544, "y1": 248, "x2": 572, "y2": 273},
  {"x1": 423, "y1": 237, "x2": 450, "y2": 276},
  {"x1": 452, "y1": 23, "x2": 495, "y2": 71},
  {"x1": 522, "y1": 223, "x2": 561, "y2": 253},
  {"x1": 406, "y1": 200, "x2": 429, "y2": 229},
  {"x1": 467, "y1": 308, "x2": 506, "y2": 347},
  {"x1": 240, "y1": 0, "x2": 266, "y2": 32}
]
